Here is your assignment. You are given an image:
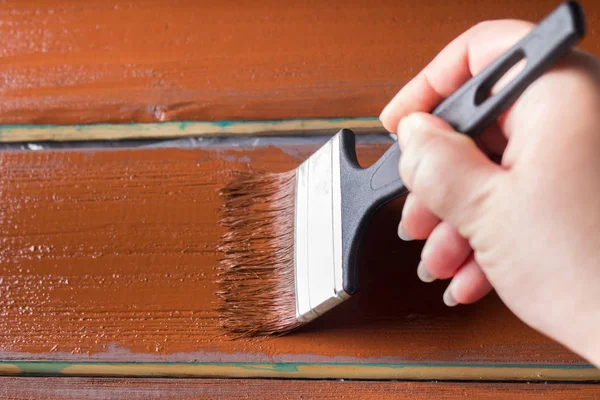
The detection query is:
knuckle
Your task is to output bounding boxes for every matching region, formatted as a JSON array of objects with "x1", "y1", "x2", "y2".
[
  {"x1": 411, "y1": 134, "x2": 491, "y2": 223},
  {"x1": 398, "y1": 114, "x2": 414, "y2": 133},
  {"x1": 400, "y1": 127, "x2": 444, "y2": 187},
  {"x1": 470, "y1": 20, "x2": 494, "y2": 34},
  {"x1": 455, "y1": 174, "x2": 496, "y2": 232},
  {"x1": 398, "y1": 112, "x2": 429, "y2": 148},
  {"x1": 410, "y1": 134, "x2": 453, "y2": 197}
]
